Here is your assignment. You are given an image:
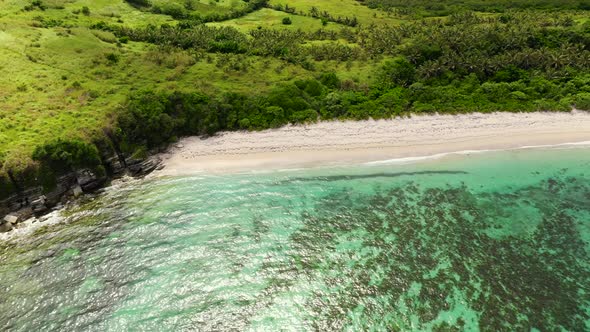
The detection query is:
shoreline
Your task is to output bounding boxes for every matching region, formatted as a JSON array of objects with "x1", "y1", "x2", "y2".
[
  {"x1": 155, "y1": 111, "x2": 590, "y2": 175},
  {"x1": 3, "y1": 111, "x2": 590, "y2": 237}
]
